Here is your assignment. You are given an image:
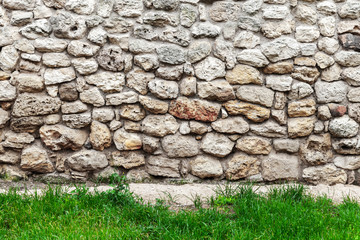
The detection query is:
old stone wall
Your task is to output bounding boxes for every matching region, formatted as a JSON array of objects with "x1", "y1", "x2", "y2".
[{"x1": 0, "y1": 0, "x2": 359, "y2": 185}]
